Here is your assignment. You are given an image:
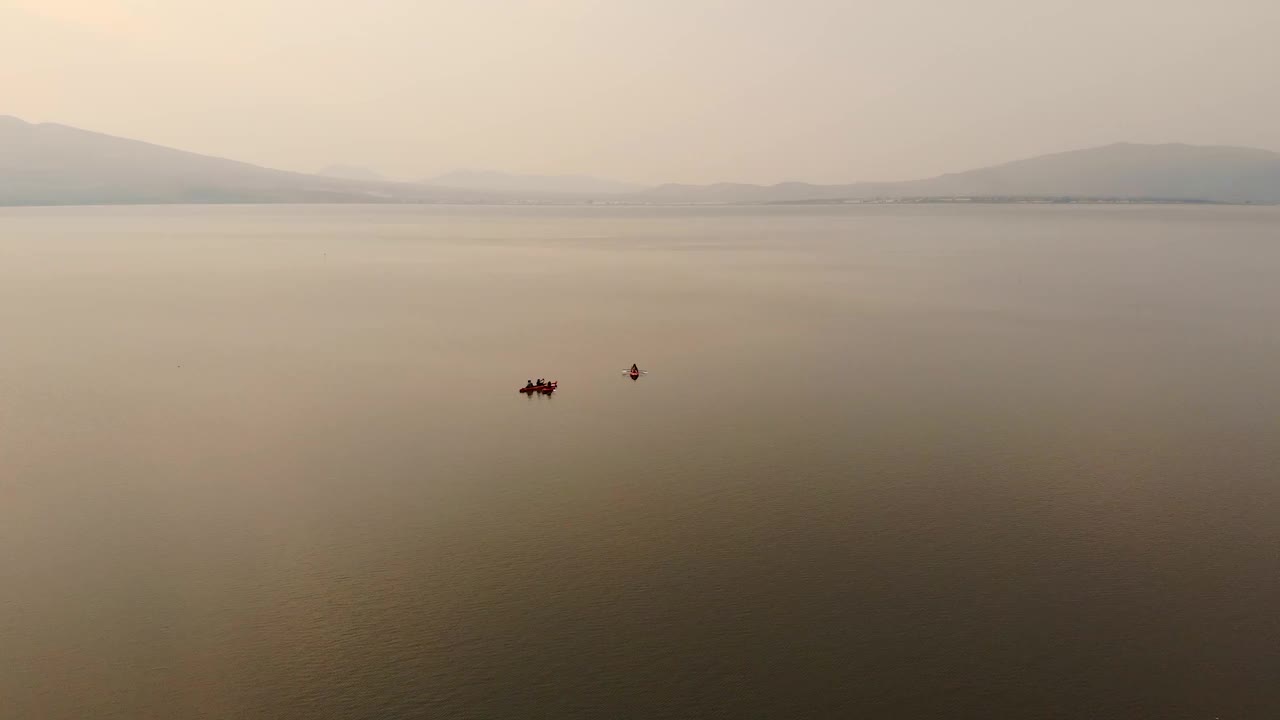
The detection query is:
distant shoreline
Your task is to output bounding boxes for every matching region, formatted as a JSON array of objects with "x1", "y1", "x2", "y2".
[
  {"x1": 754, "y1": 196, "x2": 1231, "y2": 206},
  {"x1": 0, "y1": 196, "x2": 1261, "y2": 209}
]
